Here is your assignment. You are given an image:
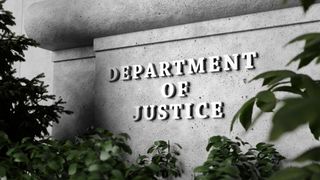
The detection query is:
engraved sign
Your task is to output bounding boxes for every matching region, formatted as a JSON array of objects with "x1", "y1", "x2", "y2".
[{"x1": 108, "y1": 52, "x2": 259, "y2": 121}]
